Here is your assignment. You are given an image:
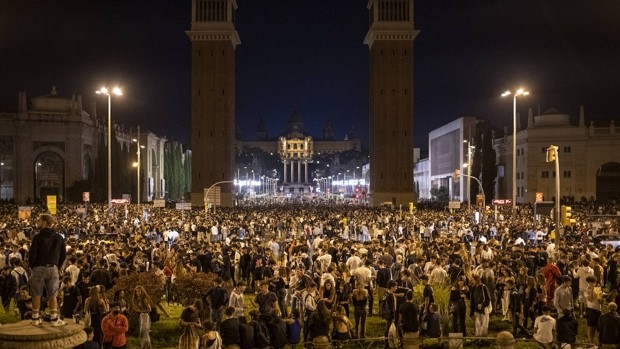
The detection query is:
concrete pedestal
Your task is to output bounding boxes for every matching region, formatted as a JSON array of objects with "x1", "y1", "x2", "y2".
[{"x1": 0, "y1": 321, "x2": 86, "y2": 349}]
